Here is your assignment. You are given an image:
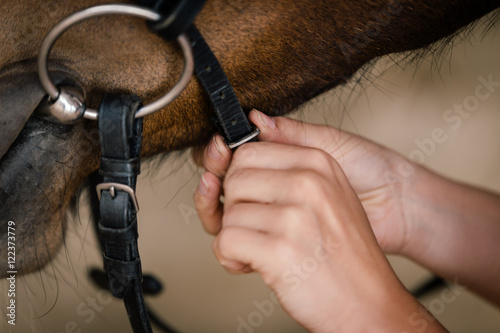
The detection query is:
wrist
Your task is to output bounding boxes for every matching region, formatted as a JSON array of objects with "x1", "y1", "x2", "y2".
[
  {"x1": 338, "y1": 269, "x2": 445, "y2": 333},
  {"x1": 377, "y1": 285, "x2": 446, "y2": 333},
  {"x1": 379, "y1": 151, "x2": 423, "y2": 255},
  {"x1": 383, "y1": 152, "x2": 447, "y2": 260},
  {"x1": 396, "y1": 163, "x2": 500, "y2": 303},
  {"x1": 397, "y1": 161, "x2": 441, "y2": 260}
]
